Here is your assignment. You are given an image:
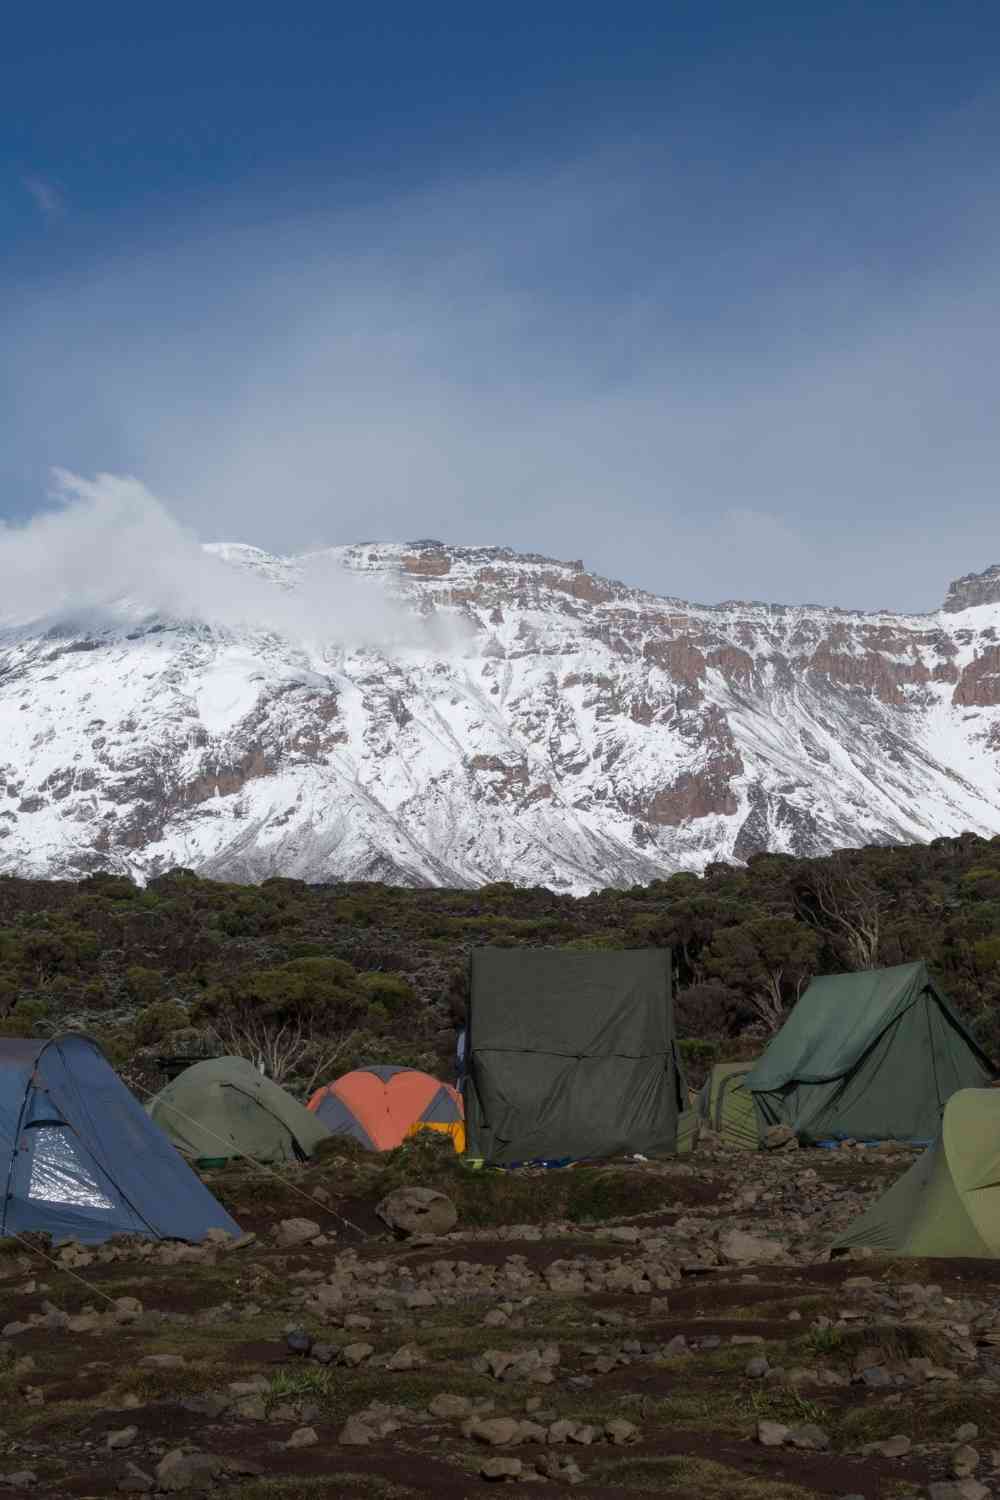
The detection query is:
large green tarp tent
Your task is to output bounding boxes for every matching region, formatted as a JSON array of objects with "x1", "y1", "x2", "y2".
[
  {"x1": 744, "y1": 962, "x2": 992, "y2": 1145},
  {"x1": 832, "y1": 1089, "x2": 1000, "y2": 1258},
  {"x1": 464, "y1": 948, "x2": 687, "y2": 1164},
  {"x1": 698, "y1": 1059, "x2": 761, "y2": 1149},
  {"x1": 148, "y1": 1056, "x2": 332, "y2": 1165}
]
